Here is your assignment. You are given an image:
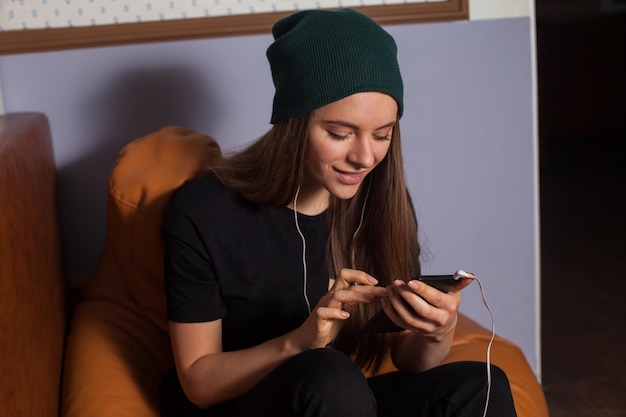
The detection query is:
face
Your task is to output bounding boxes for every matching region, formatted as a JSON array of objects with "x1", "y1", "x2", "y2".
[{"x1": 301, "y1": 92, "x2": 397, "y2": 209}]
